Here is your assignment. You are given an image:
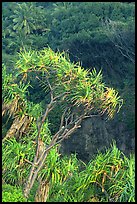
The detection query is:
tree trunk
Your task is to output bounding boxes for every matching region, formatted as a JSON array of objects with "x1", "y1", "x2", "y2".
[
  {"x1": 35, "y1": 179, "x2": 50, "y2": 202},
  {"x1": 3, "y1": 115, "x2": 31, "y2": 141}
]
